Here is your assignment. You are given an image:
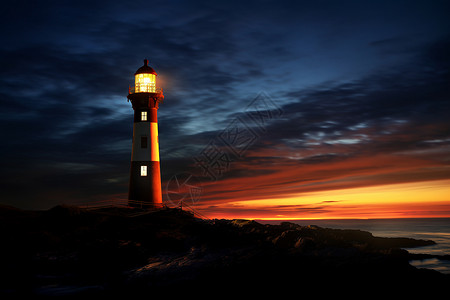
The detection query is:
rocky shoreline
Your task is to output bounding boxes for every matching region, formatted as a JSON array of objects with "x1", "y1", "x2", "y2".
[{"x1": 1, "y1": 205, "x2": 449, "y2": 296}]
